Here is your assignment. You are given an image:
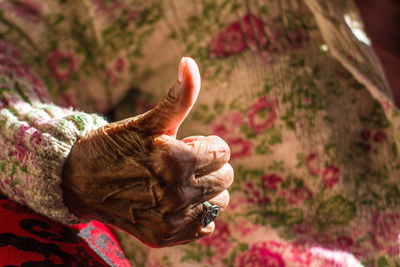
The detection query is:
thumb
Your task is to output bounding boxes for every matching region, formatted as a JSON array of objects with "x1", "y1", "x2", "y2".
[{"x1": 137, "y1": 57, "x2": 201, "y2": 137}]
